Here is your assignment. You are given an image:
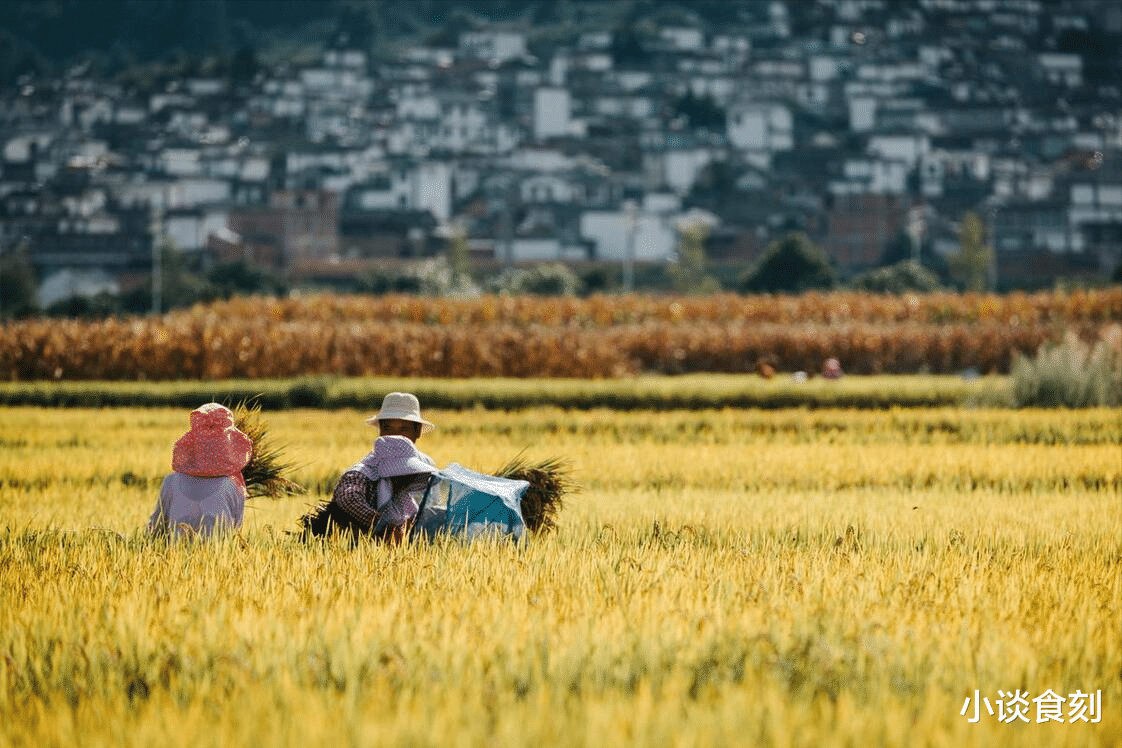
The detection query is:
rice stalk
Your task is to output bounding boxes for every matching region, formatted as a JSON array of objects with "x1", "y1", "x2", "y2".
[
  {"x1": 297, "y1": 500, "x2": 367, "y2": 541},
  {"x1": 494, "y1": 454, "x2": 575, "y2": 534},
  {"x1": 232, "y1": 399, "x2": 306, "y2": 500}
]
